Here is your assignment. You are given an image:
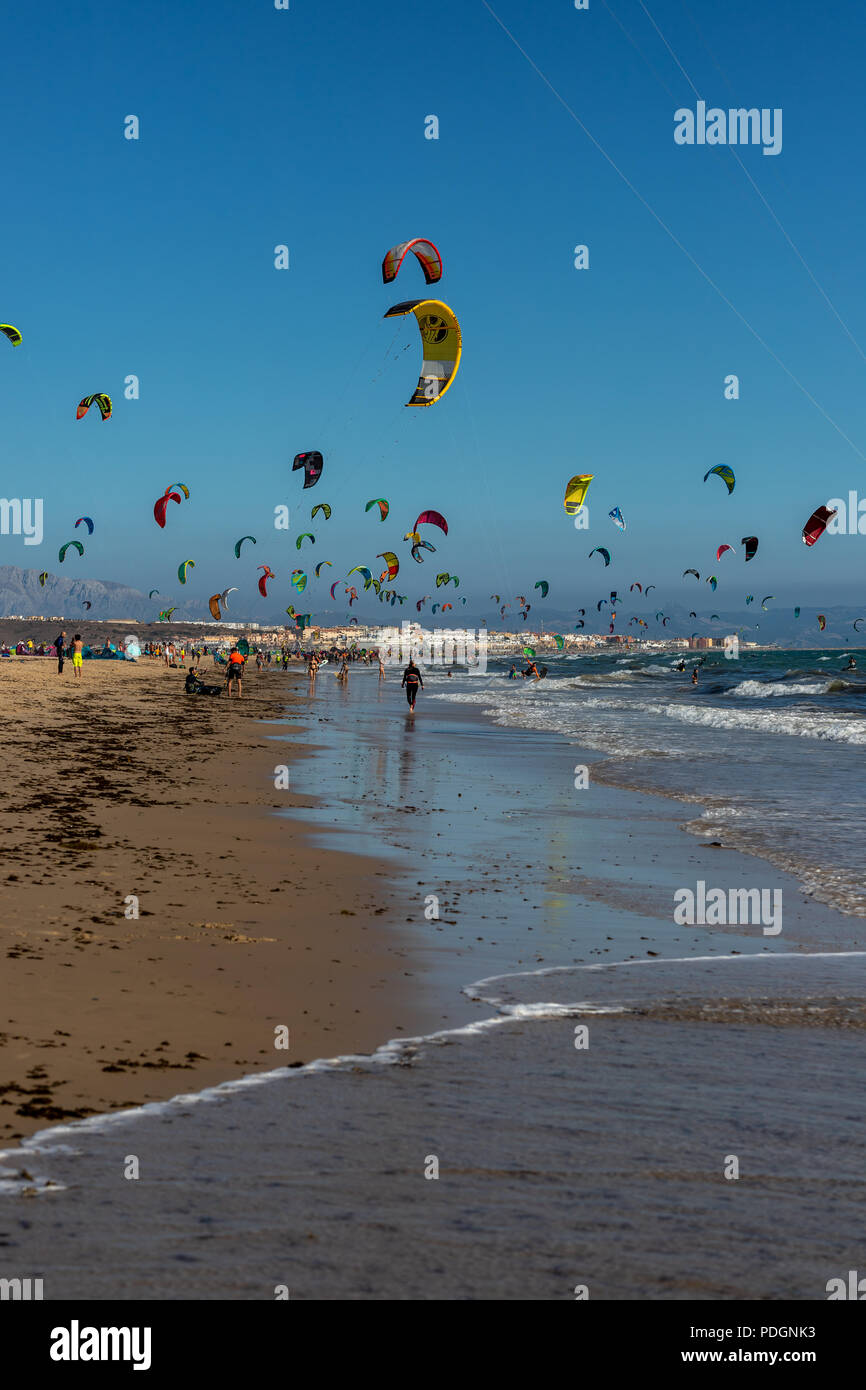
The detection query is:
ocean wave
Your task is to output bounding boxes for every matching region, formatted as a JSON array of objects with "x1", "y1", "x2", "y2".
[{"x1": 726, "y1": 679, "x2": 826, "y2": 698}]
